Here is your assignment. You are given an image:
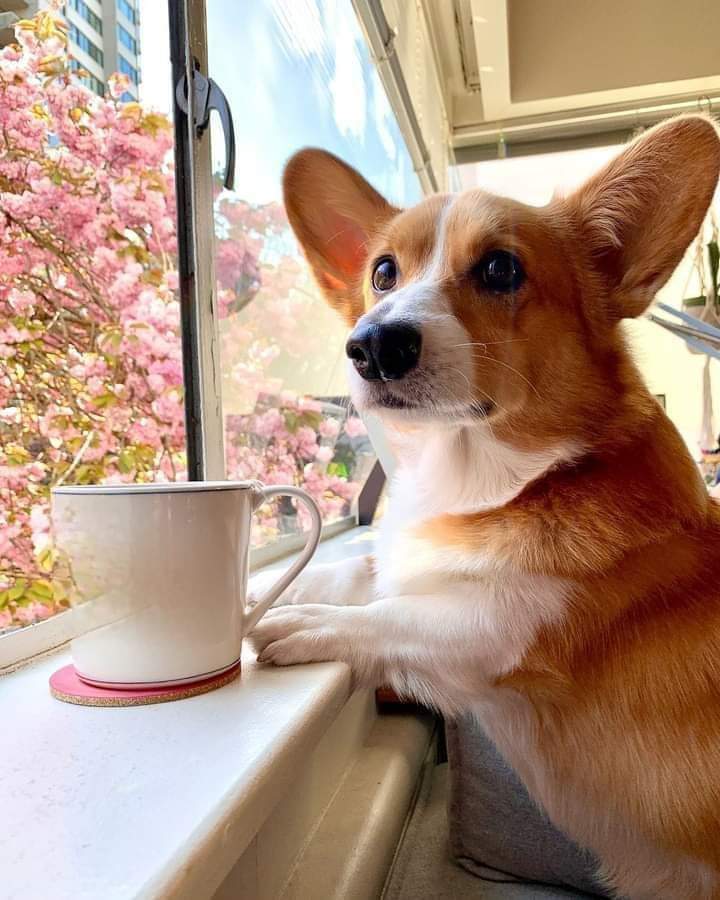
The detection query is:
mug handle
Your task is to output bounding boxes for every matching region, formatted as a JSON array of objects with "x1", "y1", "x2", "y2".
[{"x1": 243, "y1": 484, "x2": 322, "y2": 632}]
